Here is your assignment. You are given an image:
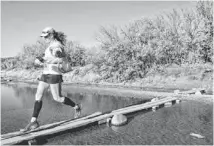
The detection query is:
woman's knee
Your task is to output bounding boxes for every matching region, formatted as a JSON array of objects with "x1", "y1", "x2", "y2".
[
  {"x1": 35, "y1": 81, "x2": 49, "y2": 101},
  {"x1": 35, "y1": 93, "x2": 43, "y2": 101},
  {"x1": 53, "y1": 96, "x2": 65, "y2": 103}
]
